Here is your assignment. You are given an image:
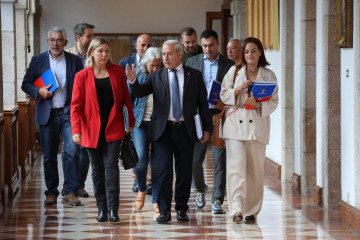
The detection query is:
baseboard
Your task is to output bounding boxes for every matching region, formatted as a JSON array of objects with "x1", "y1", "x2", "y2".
[
  {"x1": 339, "y1": 200, "x2": 360, "y2": 234},
  {"x1": 292, "y1": 173, "x2": 300, "y2": 193},
  {"x1": 264, "y1": 157, "x2": 281, "y2": 180},
  {"x1": 313, "y1": 185, "x2": 322, "y2": 206}
]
